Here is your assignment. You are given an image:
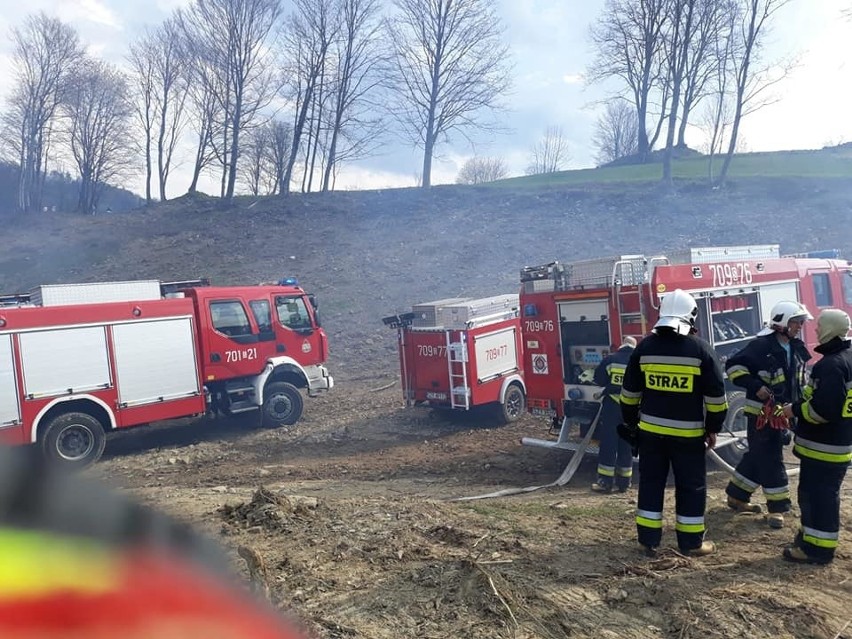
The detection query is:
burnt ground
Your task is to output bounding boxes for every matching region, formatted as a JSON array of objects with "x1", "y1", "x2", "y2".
[{"x1": 3, "y1": 177, "x2": 852, "y2": 638}]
